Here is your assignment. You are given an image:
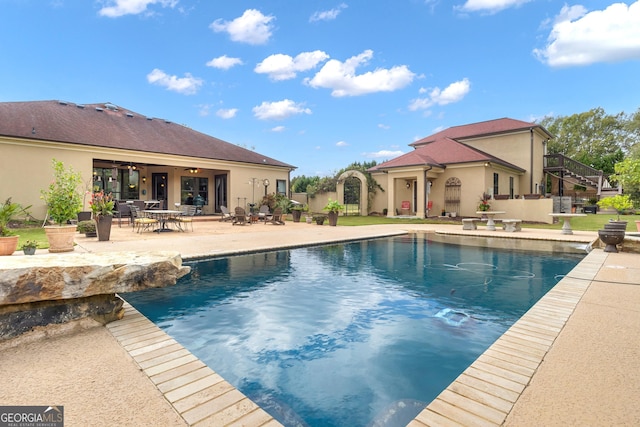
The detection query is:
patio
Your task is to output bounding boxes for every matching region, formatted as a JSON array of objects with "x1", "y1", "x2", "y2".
[{"x1": 1, "y1": 221, "x2": 639, "y2": 426}]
